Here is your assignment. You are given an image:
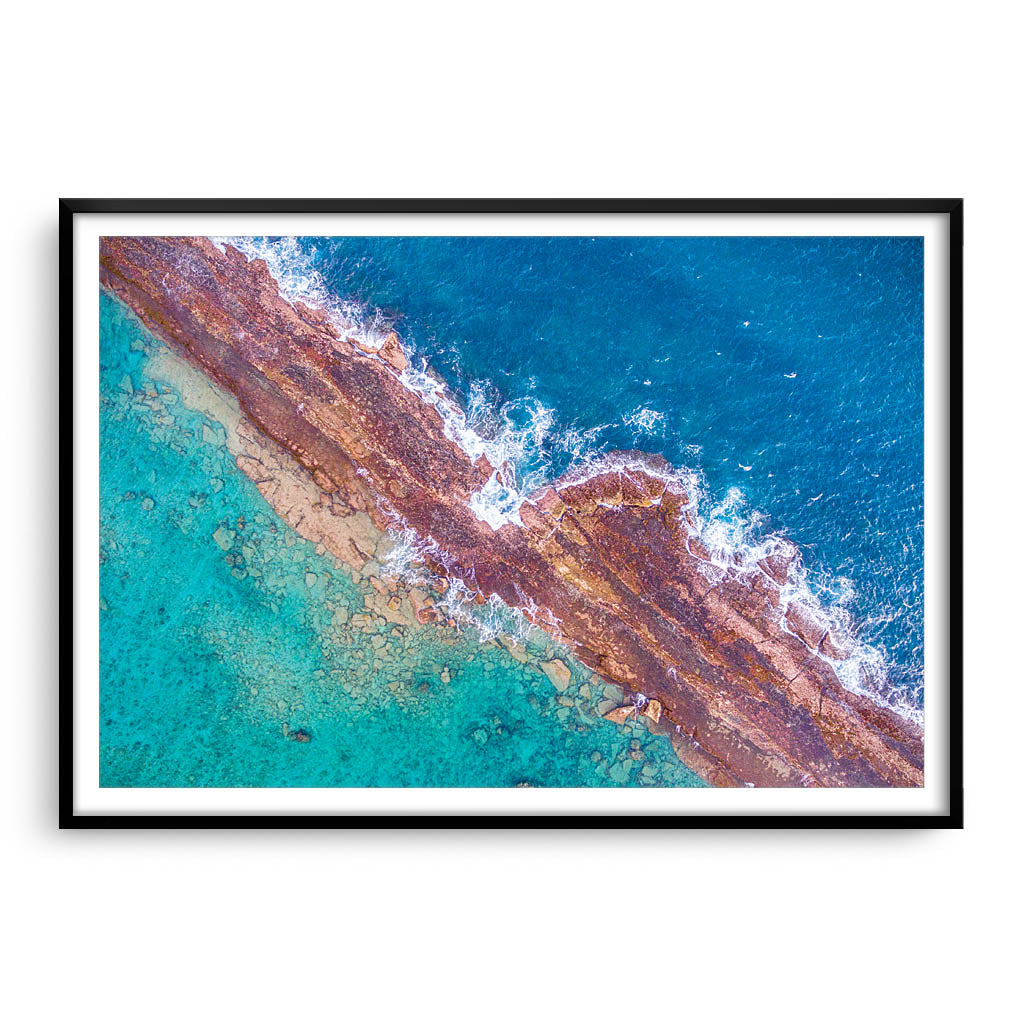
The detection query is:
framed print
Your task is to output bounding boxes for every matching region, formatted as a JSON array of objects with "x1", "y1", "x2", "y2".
[{"x1": 62, "y1": 198, "x2": 963, "y2": 826}]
